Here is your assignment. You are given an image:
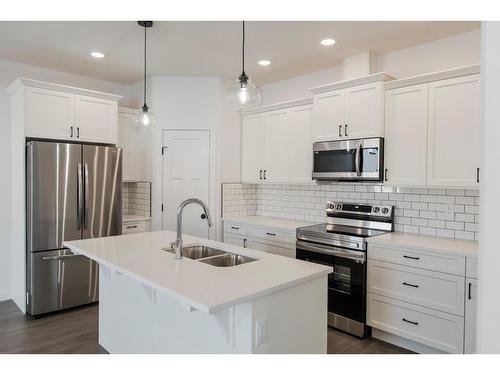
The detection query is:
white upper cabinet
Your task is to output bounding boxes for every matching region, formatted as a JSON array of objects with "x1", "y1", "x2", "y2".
[
  {"x1": 344, "y1": 82, "x2": 384, "y2": 139},
  {"x1": 310, "y1": 73, "x2": 393, "y2": 142},
  {"x1": 265, "y1": 110, "x2": 290, "y2": 182},
  {"x1": 290, "y1": 105, "x2": 313, "y2": 183},
  {"x1": 241, "y1": 113, "x2": 266, "y2": 183},
  {"x1": 427, "y1": 74, "x2": 480, "y2": 187},
  {"x1": 384, "y1": 84, "x2": 429, "y2": 186},
  {"x1": 74, "y1": 95, "x2": 117, "y2": 144},
  {"x1": 25, "y1": 87, "x2": 75, "y2": 140},
  {"x1": 8, "y1": 78, "x2": 121, "y2": 144},
  {"x1": 118, "y1": 108, "x2": 139, "y2": 181},
  {"x1": 312, "y1": 89, "x2": 345, "y2": 141}
]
